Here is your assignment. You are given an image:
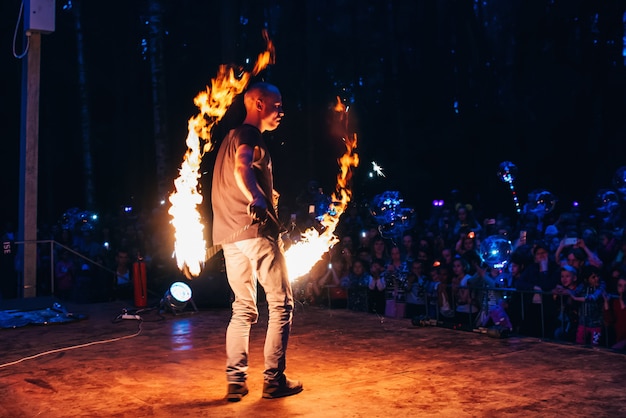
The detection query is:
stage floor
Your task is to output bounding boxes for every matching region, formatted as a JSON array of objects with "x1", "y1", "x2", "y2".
[{"x1": 1, "y1": 297, "x2": 625, "y2": 417}]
